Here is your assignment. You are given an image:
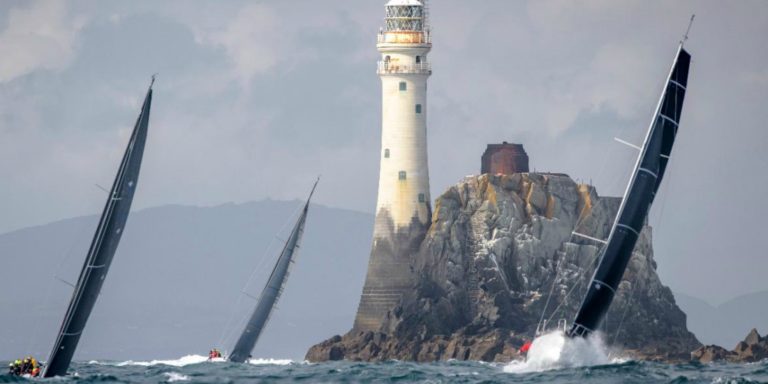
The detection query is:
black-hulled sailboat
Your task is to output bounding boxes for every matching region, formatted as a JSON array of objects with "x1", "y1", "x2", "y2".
[
  {"x1": 567, "y1": 40, "x2": 692, "y2": 338},
  {"x1": 228, "y1": 180, "x2": 319, "y2": 363},
  {"x1": 42, "y1": 80, "x2": 154, "y2": 377}
]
